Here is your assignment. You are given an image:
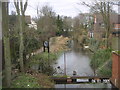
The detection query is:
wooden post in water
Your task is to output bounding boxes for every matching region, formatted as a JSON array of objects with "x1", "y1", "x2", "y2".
[{"x1": 64, "y1": 52, "x2": 66, "y2": 75}]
